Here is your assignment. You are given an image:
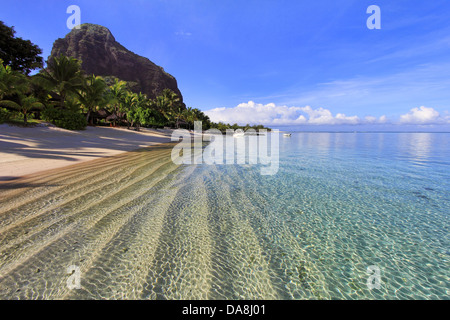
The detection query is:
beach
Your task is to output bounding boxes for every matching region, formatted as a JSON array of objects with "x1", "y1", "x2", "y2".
[
  {"x1": 0, "y1": 132, "x2": 448, "y2": 299},
  {"x1": 0, "y1": 124, "x2": 174, "y2": 181},
  {"x1": 2, "y1": 0, "x2": 449, "y2": 304}
]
